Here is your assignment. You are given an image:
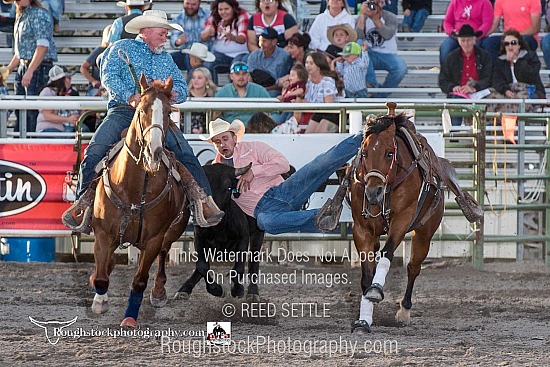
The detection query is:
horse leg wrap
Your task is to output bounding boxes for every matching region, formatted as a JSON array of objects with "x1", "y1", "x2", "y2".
[
  {"x1": 124, "y1": 290, "x2": 144, "y2": 320},
  {"x1": 372, "y1": 257, "x2": 391, "y2": 287},
  {"x1": 359, "y1": 297, "x2": 374, "y2": 326}
]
